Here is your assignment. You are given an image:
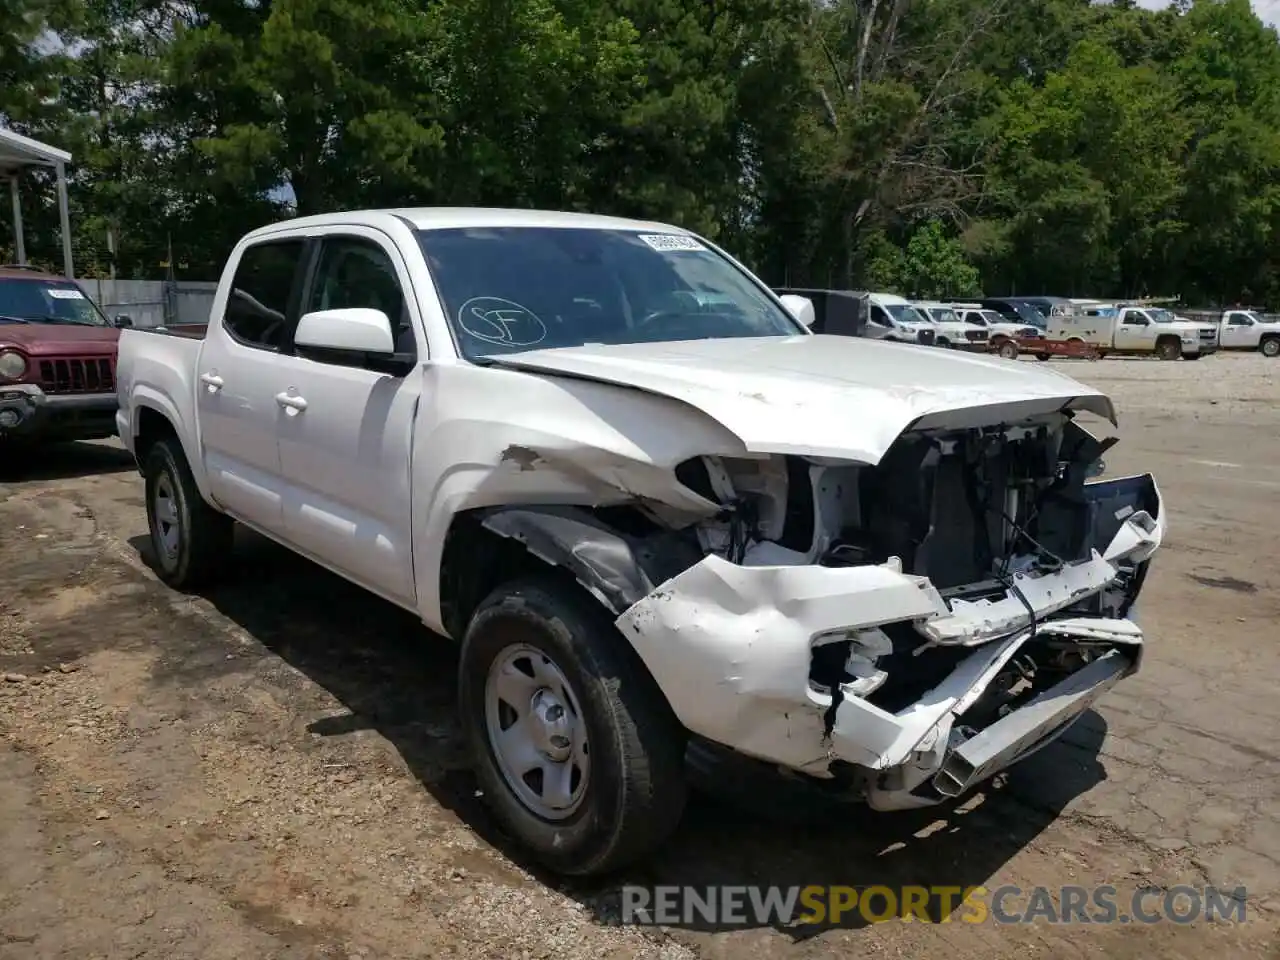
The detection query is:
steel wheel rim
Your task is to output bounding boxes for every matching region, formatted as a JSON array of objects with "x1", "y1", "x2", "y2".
[
  {"x1": 484, "y1": 642, "x2": 590, "y2": 821},
  {"x1": 1264, "y1": 340, "x2": 1279, "y2": 357},
  {"x1": 153, "y1": 472, "x2": 181, "y2": 561}
]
